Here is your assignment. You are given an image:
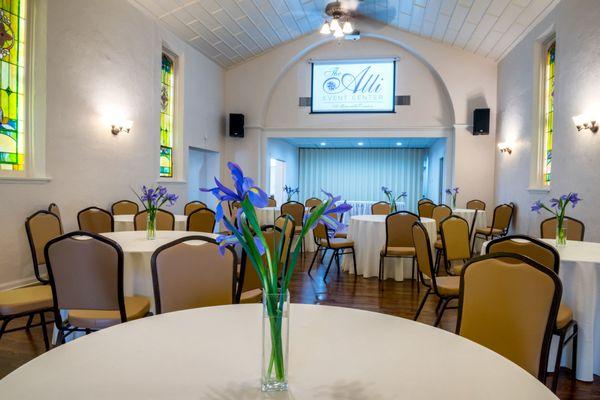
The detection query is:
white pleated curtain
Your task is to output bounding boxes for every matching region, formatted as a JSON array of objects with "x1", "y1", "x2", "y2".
[{"x1": 298, "y1": 148, "x2": 426, "y2": 212}]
